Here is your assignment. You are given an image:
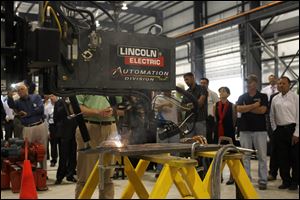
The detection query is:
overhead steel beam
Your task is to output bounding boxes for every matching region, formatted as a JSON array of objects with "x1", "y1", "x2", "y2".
[
  {"x1": 120, "y1": 1, "x2": 172, "y2": 24},
  {"x1": 26, "y1": 3, "x2": 35, "y2": 13},
  {"x1": 71, "y1": 1, "x2": 159, "y2": 16},
  {"x1": 175, "y1": 1, "x2": 299, "y2": 45},
  {"x1": 261, "y1": 15, "x2": 276, "y2": 33},
  {"x1": 17, "y1": 12, "x2": 134, "y2": 32},
  {"x1": 14, "y1": 2, "x2": 22, "y2": 13},
  {"x1": 164, "y1": 5, "x2": 193, "y2": 21},
  {"x1": 206, "y1": 1, "x2": 249, "y2": 19},
  {"x1": 24, "y1": 1, "x2": 158, "y2": 16},
  {"x1": 262, "y1": 54, "x2": 299, "y2": 62},
  {"x1": 160, "y1": 1, "x2": 182, "y2": 11},
  {"x1": 262, "y1": 16, "x2": 299, "y2": 38},
  {"x1": 164, "y1": 21, "x2": 193, "y2": 35},
  {"x1": 249, "y1": 23, "x2": 299, "y2": 79}
]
